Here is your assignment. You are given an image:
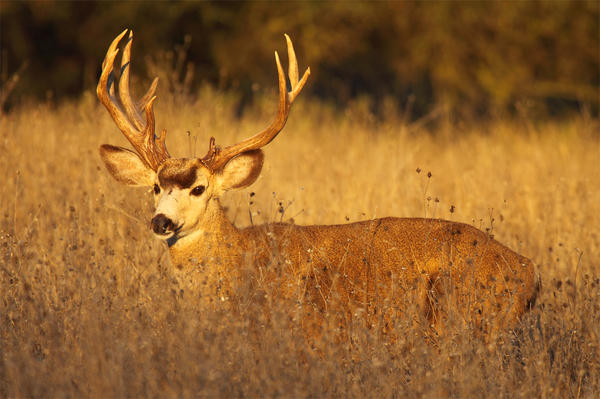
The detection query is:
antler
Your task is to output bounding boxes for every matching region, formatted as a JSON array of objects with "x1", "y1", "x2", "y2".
[
  {"x1": 201, "y1": 34, "x2": 310, "y2": 171},
  {"x1": 97, "y1": 29, "x2": 170, "y2": 171}
]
